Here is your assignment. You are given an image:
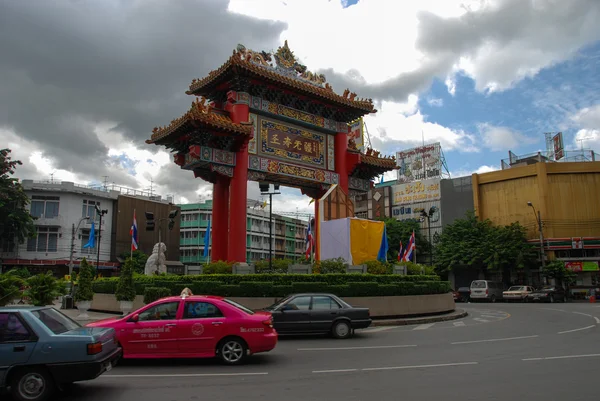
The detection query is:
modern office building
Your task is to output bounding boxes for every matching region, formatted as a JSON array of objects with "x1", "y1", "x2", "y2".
[{"x1": 179, "y1": 200, "x2": 308, "y2": 273}]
